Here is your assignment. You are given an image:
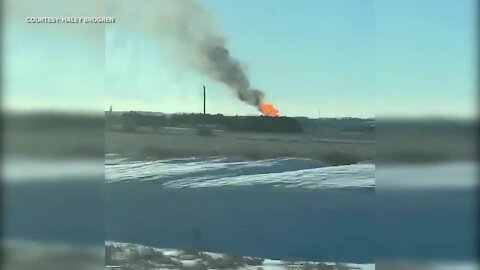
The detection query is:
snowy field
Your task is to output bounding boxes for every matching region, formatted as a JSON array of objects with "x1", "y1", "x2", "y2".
[
  {"x1": 106, "y1": 241, "x2": 375, "y2": 270},
  {"x1": 105, "y1": 154, "x2": 374, "y2": 189}
]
